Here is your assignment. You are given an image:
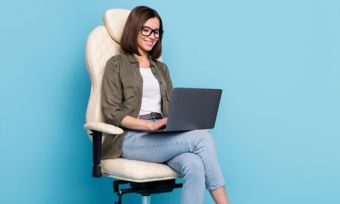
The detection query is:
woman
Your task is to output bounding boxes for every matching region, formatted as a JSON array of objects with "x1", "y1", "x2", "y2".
[{"x1": 101, "y1": 6, "x2": 230, "y2": 204}]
